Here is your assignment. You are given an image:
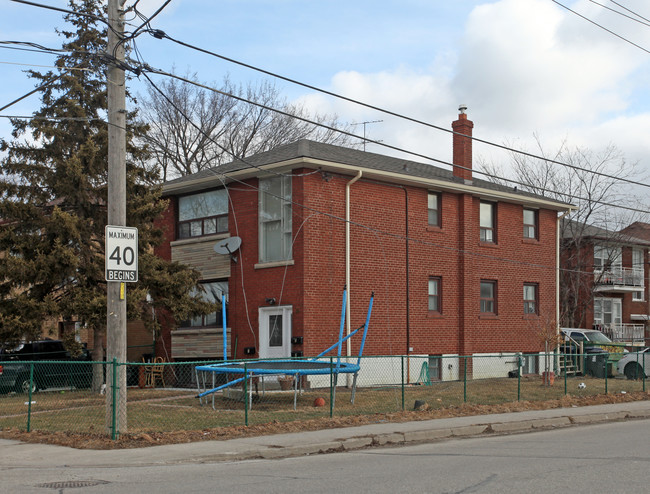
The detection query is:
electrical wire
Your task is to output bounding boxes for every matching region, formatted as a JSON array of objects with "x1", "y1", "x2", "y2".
[
  {"x1": 588, "y1": 0, "x2": 650, "y2": 27},
  {"x1": 552, "y1": 0, "x2": 650, "y2": 55},
  {"x1": 129, "y1": 0, "x2": 173, "y2": 39},
  {"x1": 0, "y1": 60, "x2": 93, "y2": 70},
  {"x1": 147, "y1": 29, "x2": 650, "y2": 191},
  {"x1": 10, "y1": 0, "x2": 111, "y2": 27},
  {"x1": 141, "y1": 67, "x2": 650, "y2": 215},
  {"x1": 142, "y1": 71, "x2": 642, "y2": 279},
  {"x1": 608, "y1": 0, "x2": 650, "y2": 24}
]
